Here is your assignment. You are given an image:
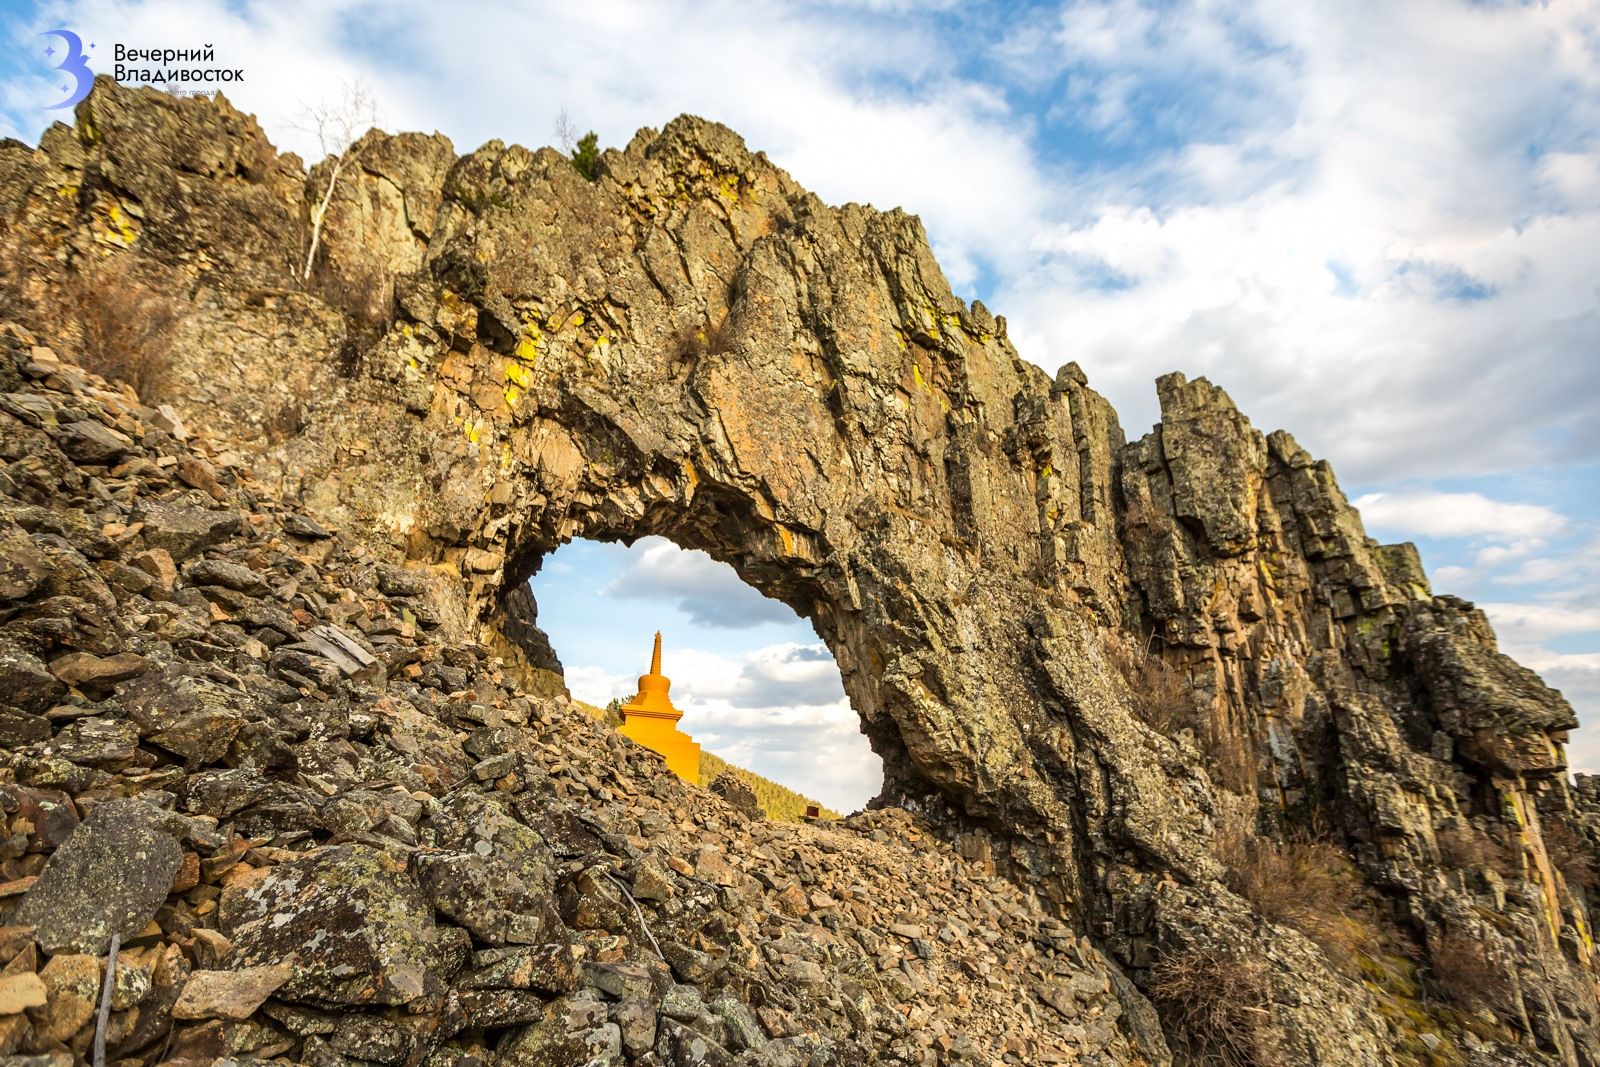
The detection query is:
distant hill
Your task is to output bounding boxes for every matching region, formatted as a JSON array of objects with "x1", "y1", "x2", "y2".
[
  {"x1": 573, "y1": 699, "x2": 838, "y2": 820},
  {"x1": 698, "y1": 750, "x2": 841, "y2": 821}
]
